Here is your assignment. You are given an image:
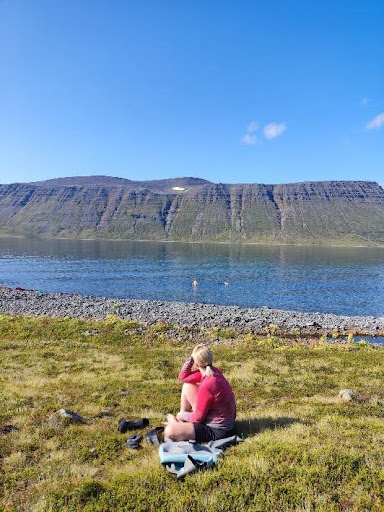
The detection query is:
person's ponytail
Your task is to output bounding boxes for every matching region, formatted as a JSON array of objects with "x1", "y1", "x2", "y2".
[{"x1": 205, "y1": 365, "x2": 215, "y2": 377}]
